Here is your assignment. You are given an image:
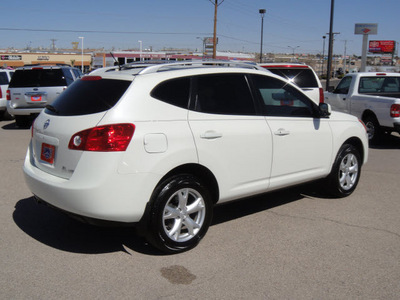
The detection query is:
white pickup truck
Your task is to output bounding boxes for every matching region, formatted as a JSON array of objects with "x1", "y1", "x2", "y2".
[{"x1": 324, "y1": 72, "x2": 400, "y2": 143}]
